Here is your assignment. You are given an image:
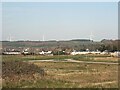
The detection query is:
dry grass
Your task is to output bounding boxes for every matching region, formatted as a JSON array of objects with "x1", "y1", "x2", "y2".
[
  {"x1": 2, "y1": 55, "x2": 119, "y2": 88},
  {"x1": 34, "y1": 61, "x2": 118, "y2": 88}
]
